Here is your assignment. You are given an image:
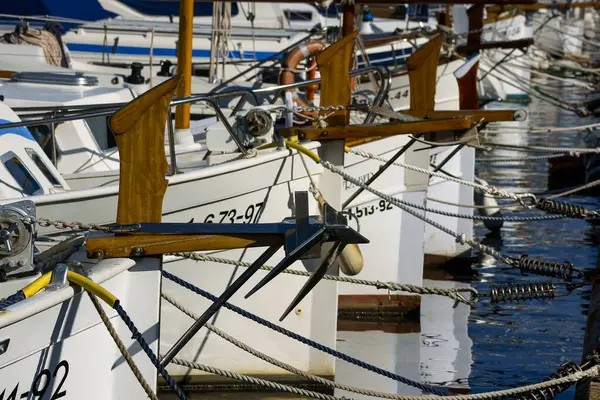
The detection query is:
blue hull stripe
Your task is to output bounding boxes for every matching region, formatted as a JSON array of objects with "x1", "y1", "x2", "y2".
[
  {"x1": 66, "y1": 43, "x2": 279, "y2": 60},
  {"x1": 67, "y1": 42, "x2": 414, "y2": 64},
  {"x1": 0, "y1": 119, "x2": 35, "y2": 141}
]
